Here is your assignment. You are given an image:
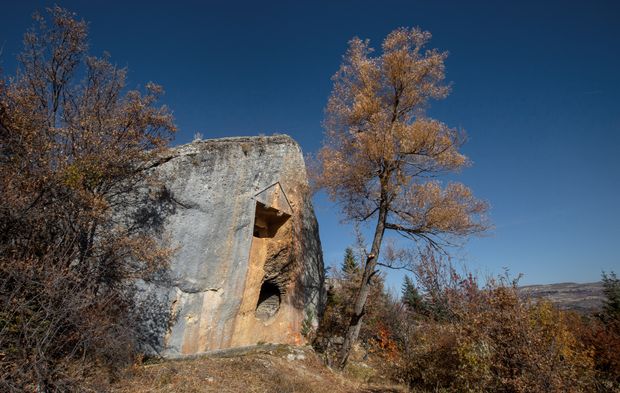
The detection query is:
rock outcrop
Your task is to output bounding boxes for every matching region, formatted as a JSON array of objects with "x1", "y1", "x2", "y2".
[{"x1": 137, "y1": 135, "x2": 324, "y2": 357}]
